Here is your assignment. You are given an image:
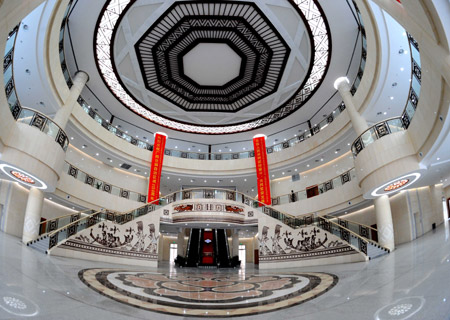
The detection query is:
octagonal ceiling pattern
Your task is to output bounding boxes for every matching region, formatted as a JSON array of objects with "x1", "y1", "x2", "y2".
[
  {"x1": 96, "y1": 0, "x2": 330, "y2": 134},
  {"x1": 134, "y1": 2, "x2": 290, "y2": 112}
]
